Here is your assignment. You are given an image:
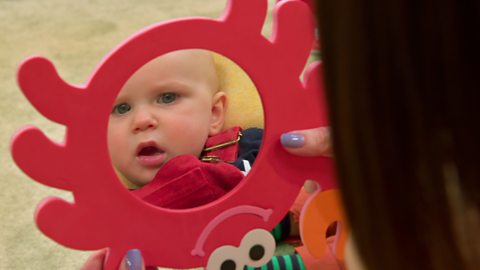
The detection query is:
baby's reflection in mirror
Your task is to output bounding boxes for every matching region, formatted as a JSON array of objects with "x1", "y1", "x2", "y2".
[{"x1": 107, "y1": 49, "x2": 262, "y2": 209}]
